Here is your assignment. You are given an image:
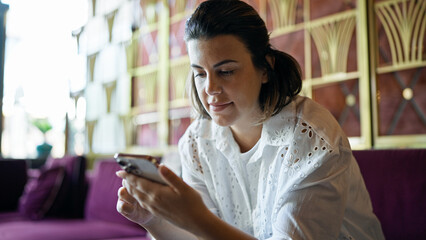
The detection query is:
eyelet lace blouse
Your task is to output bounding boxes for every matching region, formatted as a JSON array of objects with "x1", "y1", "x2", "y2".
[{"x1": 179, "y1": 96, "x2": 384, "y2": 240}]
